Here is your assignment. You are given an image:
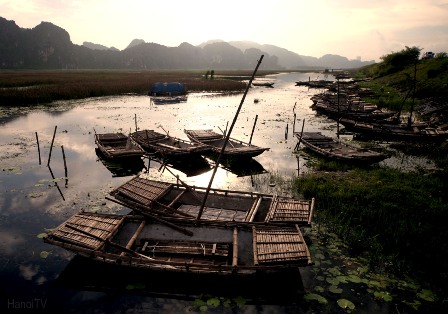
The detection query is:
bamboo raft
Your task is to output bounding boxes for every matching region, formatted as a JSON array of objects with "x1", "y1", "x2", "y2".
[
  {"x1": 44, "y1": 211, "x2": 312, "y2": 275},
  {"x1": 184, "y1": 129, "x2": 269, "y2": 159},
  {"x1": 108, "y1": 176, "x2": 314, "y2": 226}
]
